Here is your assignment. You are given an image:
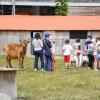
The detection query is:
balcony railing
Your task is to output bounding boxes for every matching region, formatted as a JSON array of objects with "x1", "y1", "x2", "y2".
[
  {"x1": 0, "y1": 0, "x2": 55, "y2": 2},
  {"x1": 0, "y1": 0, "x2": 12, "y2": 1},
  {"x1": 0, "y1": 0, "x2": 100, "y2": 3}
]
